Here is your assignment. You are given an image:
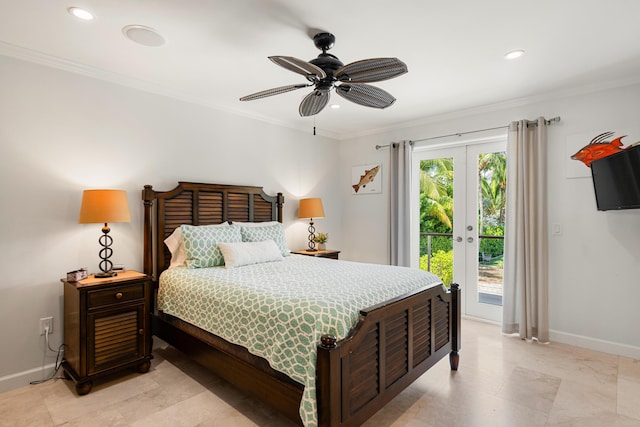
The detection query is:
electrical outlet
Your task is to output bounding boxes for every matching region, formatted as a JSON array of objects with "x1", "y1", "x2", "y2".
[{"x1": 39, "y1": 317, "x2": 53, "y2": 335}]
